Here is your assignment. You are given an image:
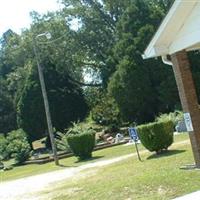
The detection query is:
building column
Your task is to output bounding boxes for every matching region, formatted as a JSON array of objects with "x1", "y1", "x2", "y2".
[{"x1": 171, "y1": 50, "x2": 200, "y2": 168}]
